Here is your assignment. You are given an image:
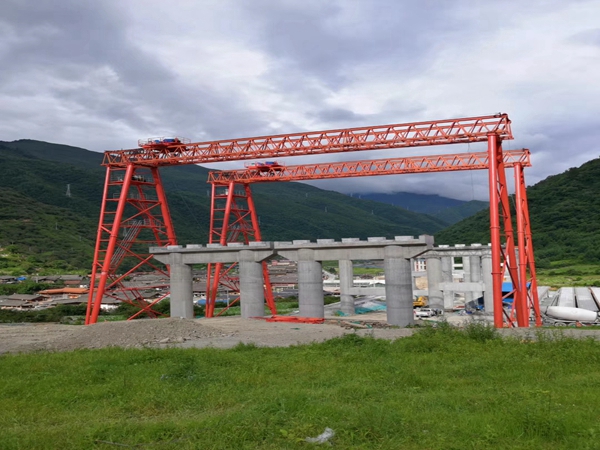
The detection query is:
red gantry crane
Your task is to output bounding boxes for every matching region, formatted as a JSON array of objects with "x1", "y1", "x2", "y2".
[
  {"x1": 86, "y1": 113, "x2": 540, "y2": 328},
  {"x1": 205, "y1": 149, "x2": 540, "y2": 326}
]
